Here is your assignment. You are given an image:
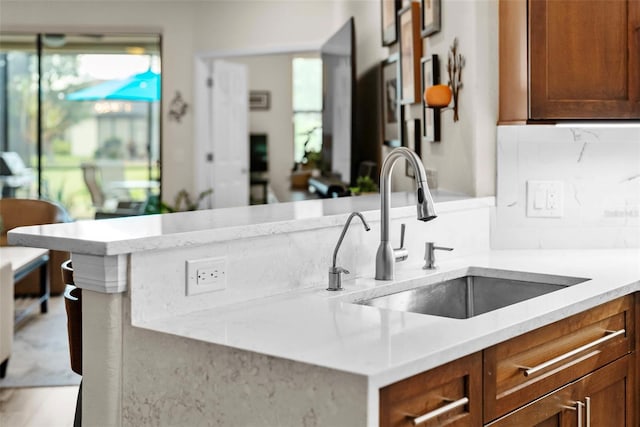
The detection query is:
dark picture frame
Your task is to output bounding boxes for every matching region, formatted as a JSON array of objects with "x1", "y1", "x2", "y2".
[
  {"x1": 405, "y1": 119, "x2": 421, "y2": 177},
  {"x1": 421, "y1": 55, "x2": 441, "y2": 142},
  {"x1": 381, "y1": 0, "x2": 401, "y2": 46},
  {"x1": 421, "y1": 0, "x2": 441, "y2": 37},
  {"x1": 249, "y1": 90, "x2": 270, "y2": 110},
  {"x1": 399, "y1": 2, "x2": 422, "y2": 104},
  {"x1": 381, "y1": 53, "x2": 403, "y2": 148}
]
